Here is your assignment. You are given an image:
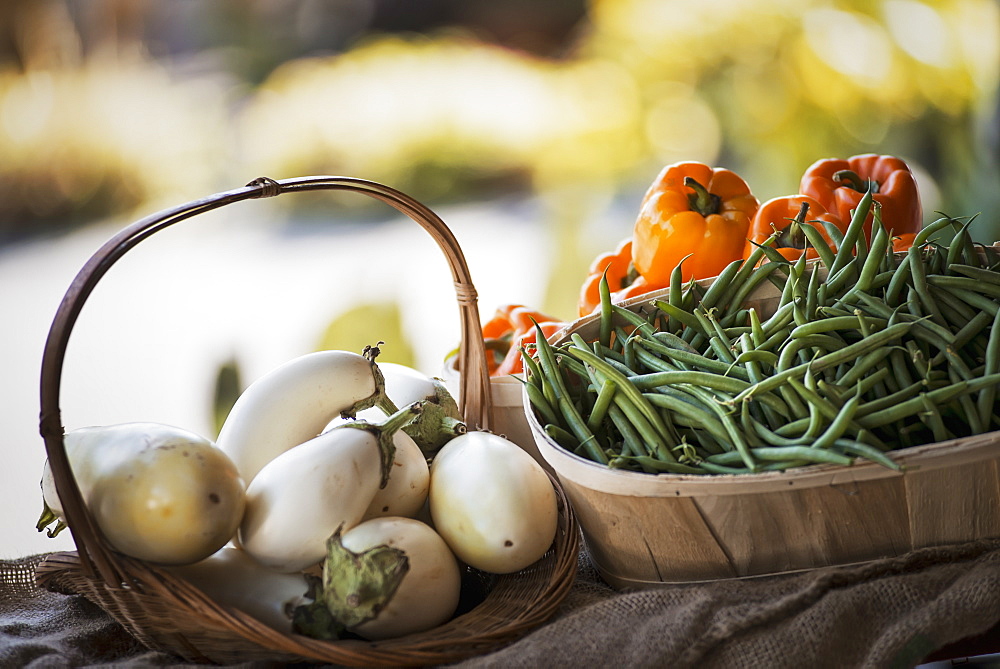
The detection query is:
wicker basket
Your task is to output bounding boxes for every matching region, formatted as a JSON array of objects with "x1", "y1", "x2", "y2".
[{"x1": 33, "y1": 176, "x2": 579, "y2": 665}]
